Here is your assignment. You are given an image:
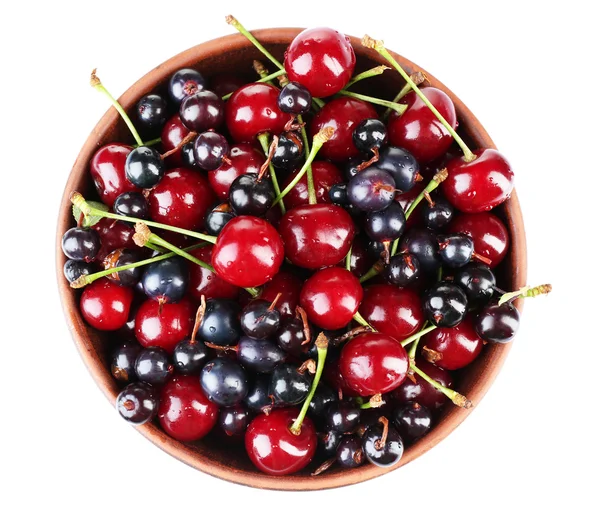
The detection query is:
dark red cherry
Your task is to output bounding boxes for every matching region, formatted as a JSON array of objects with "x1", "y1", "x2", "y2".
[
  {"x1": 395, "y1": 180, "x2": 426, "y2": 229},
  {"x1": 359, "y1": 284, "x2": 424, "y2": 343},
  {"x1": 160, "y1": 115, "x2": 188, "y2": 167},
  {"x1": 310, "y1": 97, "x2": 378, "y2": 162},
  {"x1": 90, "y1": 143, "x2": 139, "y2": 206},
  {"x1": 475, "y1": 302, "x2": 520, "y2": 343},
  {"x1": 390, "y1": 358, "x2": 453, "y2": 410},
  {"x1": 443, "y1": 149, "x2": 515, "y2": 213},
  {"x1": 134, "y1": 297, "x2": 194, "y2": 353},
  {"x1": 187, "y1": 245, "x2": 239, "y2": 300},
  {"x1": 92, "y1": 217, "x2": 140, "y2": 263},
  {"x1": 284, "y1": 27, "x2": 355, "y2": 97},
  {"x1": 225, "y1": 83, "x2": 288, "y2": 143},
  {"x1": 148, "y1": 168, "x2": 216, "y2": 232},
  {"x1": 259, "y1": 270, "x2": 303, "y2": 317},
  {"x1": 346, "y1": 235, "x2": 371, "y2": 278},
  {"x1": 283, "y1": 161, "x2": 343, "y2": 209},
  {"x1": 80, "y1": 279, "x2": 134, "y2": 331},
  {"x1": 339, "y1": 332, "x2": 409, "y2": 396},
  {"x1": 448, "y1": 212, "x2": 509, "y2": 268},
  {"x1": 323, "y1": 357, "x2": 360, "y2": 398},
  {"x1": 423, "y1": 315, "x2": 483, "y2": 370},
  {"x1": 179, "y1": 90, "x2": 224, "y2": 132},
  {"x1": 211, "y1": 73, "x2": 245, "y2": 98},
  {"x1": 158, "y1": 375, "x2": 218, "y2": 442},
  {"x1": 278, "y1": 203, "x2": 355, "y2": 269},
  {"x1": 245, "y1": 408, "x2": 317, "y2": 476},
  {"x1": 300, "y1": 267, "x2": 363, "y2": 330},
  {"x1": 388, "y1": 87, "x2": 457, "y2": 165},
  {"x1": 212, "y1": 216, "x2": 284, "y2": 288}
]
